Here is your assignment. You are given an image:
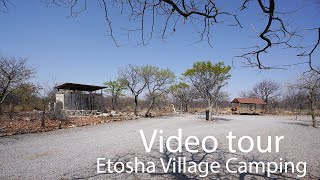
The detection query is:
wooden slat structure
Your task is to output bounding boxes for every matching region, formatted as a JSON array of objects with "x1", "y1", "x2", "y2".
[
  {"x1": 231, "y1": 98, "x2": 267, "y2": 114},
  {"x1": 55, "y1": 83, "x2": 106, "y2": 115}
]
